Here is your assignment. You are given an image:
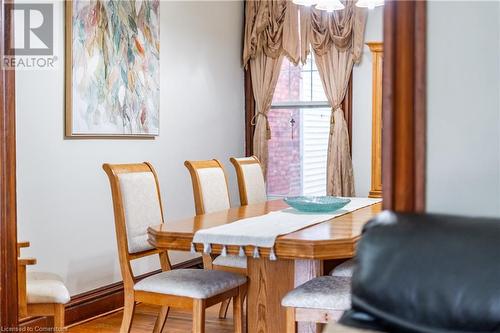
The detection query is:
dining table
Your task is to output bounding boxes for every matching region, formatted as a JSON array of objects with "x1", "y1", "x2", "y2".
[{"x1": 147, "y1": 199, "x2": 382, "y2": 333}]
